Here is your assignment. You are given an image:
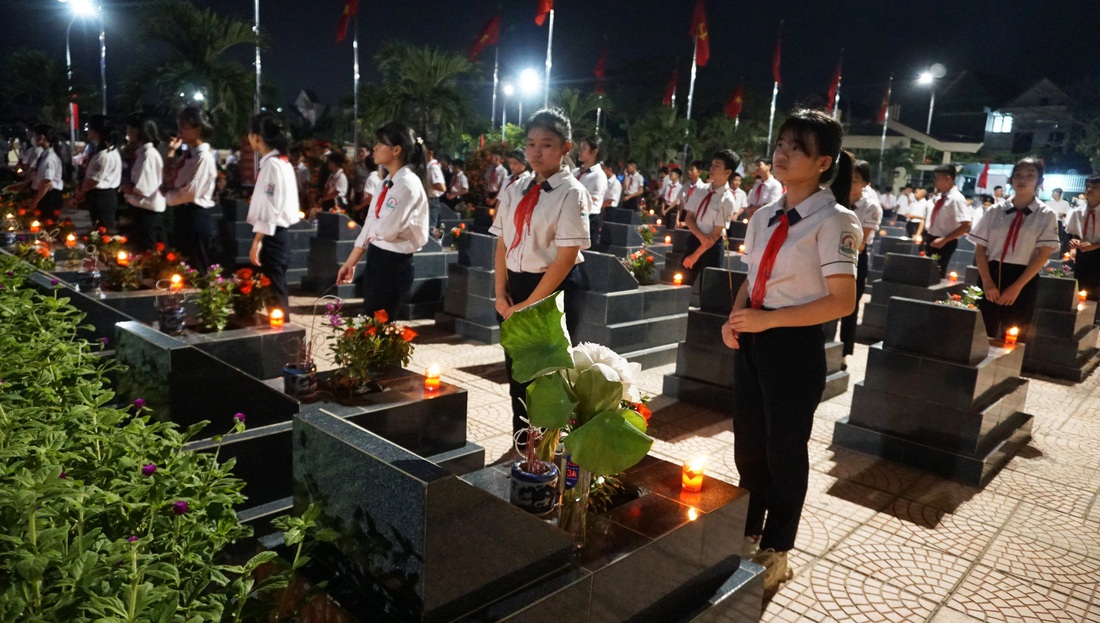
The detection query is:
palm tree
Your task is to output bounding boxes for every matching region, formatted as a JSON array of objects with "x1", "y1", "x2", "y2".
[
  {"x1": 552, "y1": 87, "x2": 612, "y2": 139},
  {"x1": 2, "y1": 49, "x2": 91, "y2": 128},
  {"x1": 121, "y1": 0, "x2": 261, "y2": 144},
  {"x1": 627, "y1": 105, "x2": 696, "y2": 172}
]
